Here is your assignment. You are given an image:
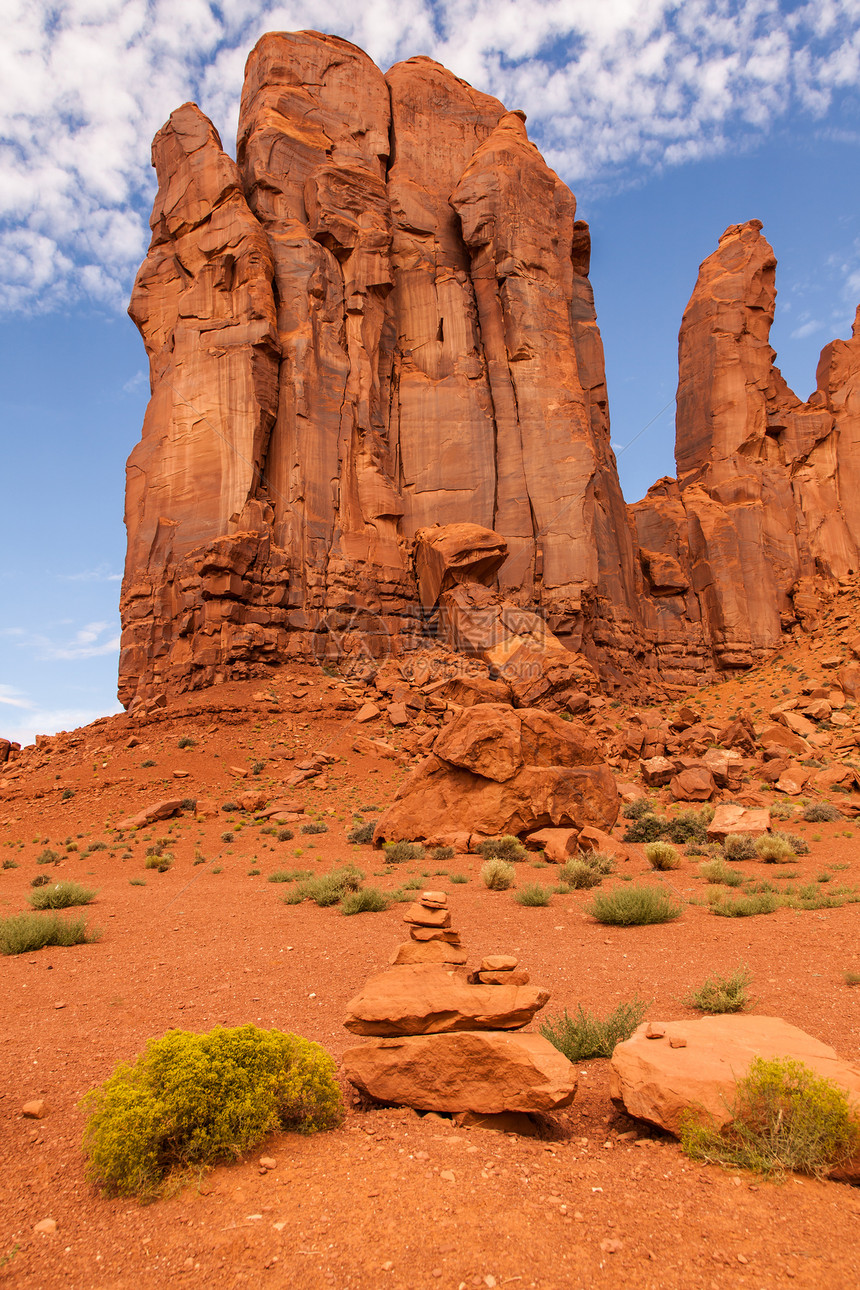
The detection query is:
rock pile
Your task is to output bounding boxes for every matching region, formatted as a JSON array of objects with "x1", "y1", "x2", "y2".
[
  {"x1": 388, "y1": 890, "x2": 466, "y2": 966},
  {"x1": 341, "y1": 894, "x2": 577, "y2": 1117},
  {"x1": 374, "y1": 702, "x2": 619, "y2": 845}
]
